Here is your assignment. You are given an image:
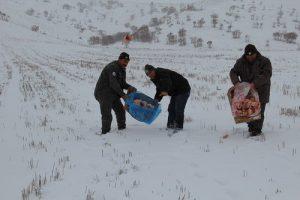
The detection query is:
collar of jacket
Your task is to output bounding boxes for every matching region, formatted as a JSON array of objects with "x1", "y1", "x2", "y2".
[
  {"x1": 150, "y1": 68, "x2": 160, "y2": 81},
  {"x1": 115, "y1": 60, "x2": 126, "y2": 71},
  {"x1": 242, "y1": 52, "x2": 262, "y2": 64}
]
